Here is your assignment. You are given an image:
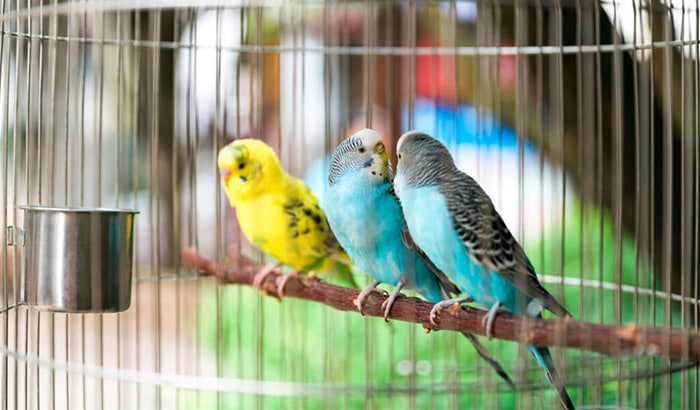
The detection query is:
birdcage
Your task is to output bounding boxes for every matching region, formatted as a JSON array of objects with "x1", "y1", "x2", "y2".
[{"x1": 1, "y1": 0, "x2": 699, "y2": 409}]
